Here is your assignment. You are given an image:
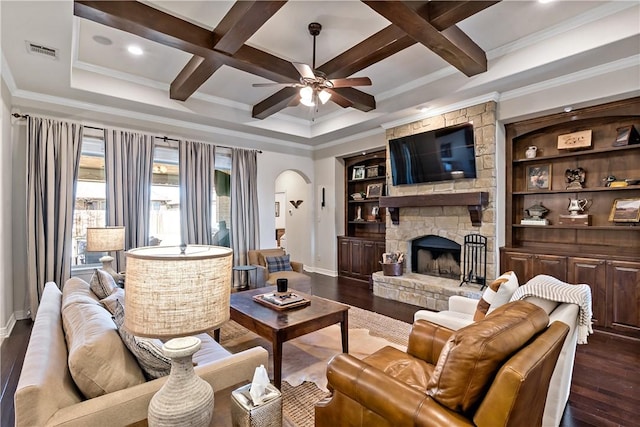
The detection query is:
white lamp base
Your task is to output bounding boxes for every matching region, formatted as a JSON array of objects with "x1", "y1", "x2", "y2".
[
  {"x1": 148, "y1": 337, "x2": 214, "y2": 427},
  {"x1": 99, "y1": 255, "x2": 121, "y2": 283}
]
